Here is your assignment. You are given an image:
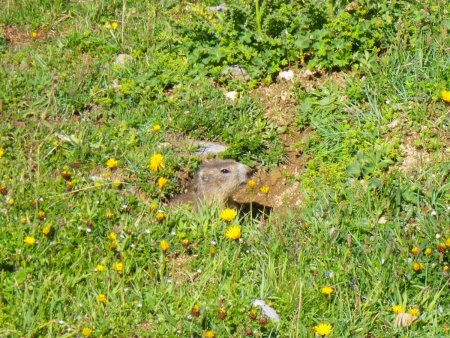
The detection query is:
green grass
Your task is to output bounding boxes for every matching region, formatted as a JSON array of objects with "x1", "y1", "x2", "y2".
[{"x1": 1, "y1": 0, "x2": 449, "y2": 337}]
